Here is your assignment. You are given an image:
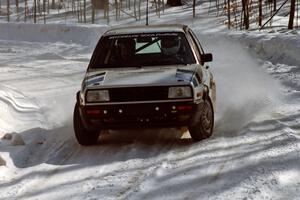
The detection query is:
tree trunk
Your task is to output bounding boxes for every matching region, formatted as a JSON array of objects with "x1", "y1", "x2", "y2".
[
  {"x1": 105, "y1": 0, "x2": 109, "y2": 24},
  {"x1": 7, "y1": 0, "x2": 10, "y2": 22},
  {"x1": 288, "y1": 0, "x2": 296, "y2": 29},
  {"x1": 167, "y1": 0, "x2": 182, "y2": 6},
  {"x1": 99, "y1": 0, "x2": 105, "y2": 9},
  {"x1": 146, "y1": 0, "x2": 148, "y2": 25},
  {"x1": 104, "y1": 0, "x2": 109, "y2": 18},
  {"x1": 259, "y1": 0, "x2": 262, "y2": 26},
  {"x1": 79, "y1": 0, "x2": 83, "y2": 22},
  {"x1": 43, "y1": 0, "x2": 46, "y2": 24},
  {"x1": 51, "y1": 0, "x2": 55, "y2": 9},
  {"x1": 24, "y1": 0, "x2": 28, "y2": 22},
  {"x1": 193, "y1": 0, "x2": 195, "y2": 17},
  {"x1": 242, "y1": 0, "x2": 249, "y2": 29},
  {"x1": 296, "y1": 0, "x2": 299, "y2": 28},
  {"x1": 92, "y1": 0, "x2": 107, "y2": 9},
  {"x1": 138, "y1": 0, "x2": 141, "y2": 20},
  {"x1": 83, "y1": 0, "x2": 86, "y2": 23},
  {"x1": 16, "y1": 0, "x2": 19, "y2": 16},
  {"x1": 115, "y1": 0, "x2": 118, "y2": 20},
  {"x1": 38, "y1": 0, "x2": 41, "y2": 15},
  {"x1": 158, "y1": 0, "x2": 161, "y2": 17},
  {"x1": 34, "y1": 0, "x2": 37, "y2": 23},
  {"x1": 91, "y1": 0, "x2": 95, "y2": 23},
  {"x1": 227, "y1": 0, "x2": 231, "y2": 29},
  {"x1": 134, "y1": 0, "x2": 137, "y2": 19}
]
